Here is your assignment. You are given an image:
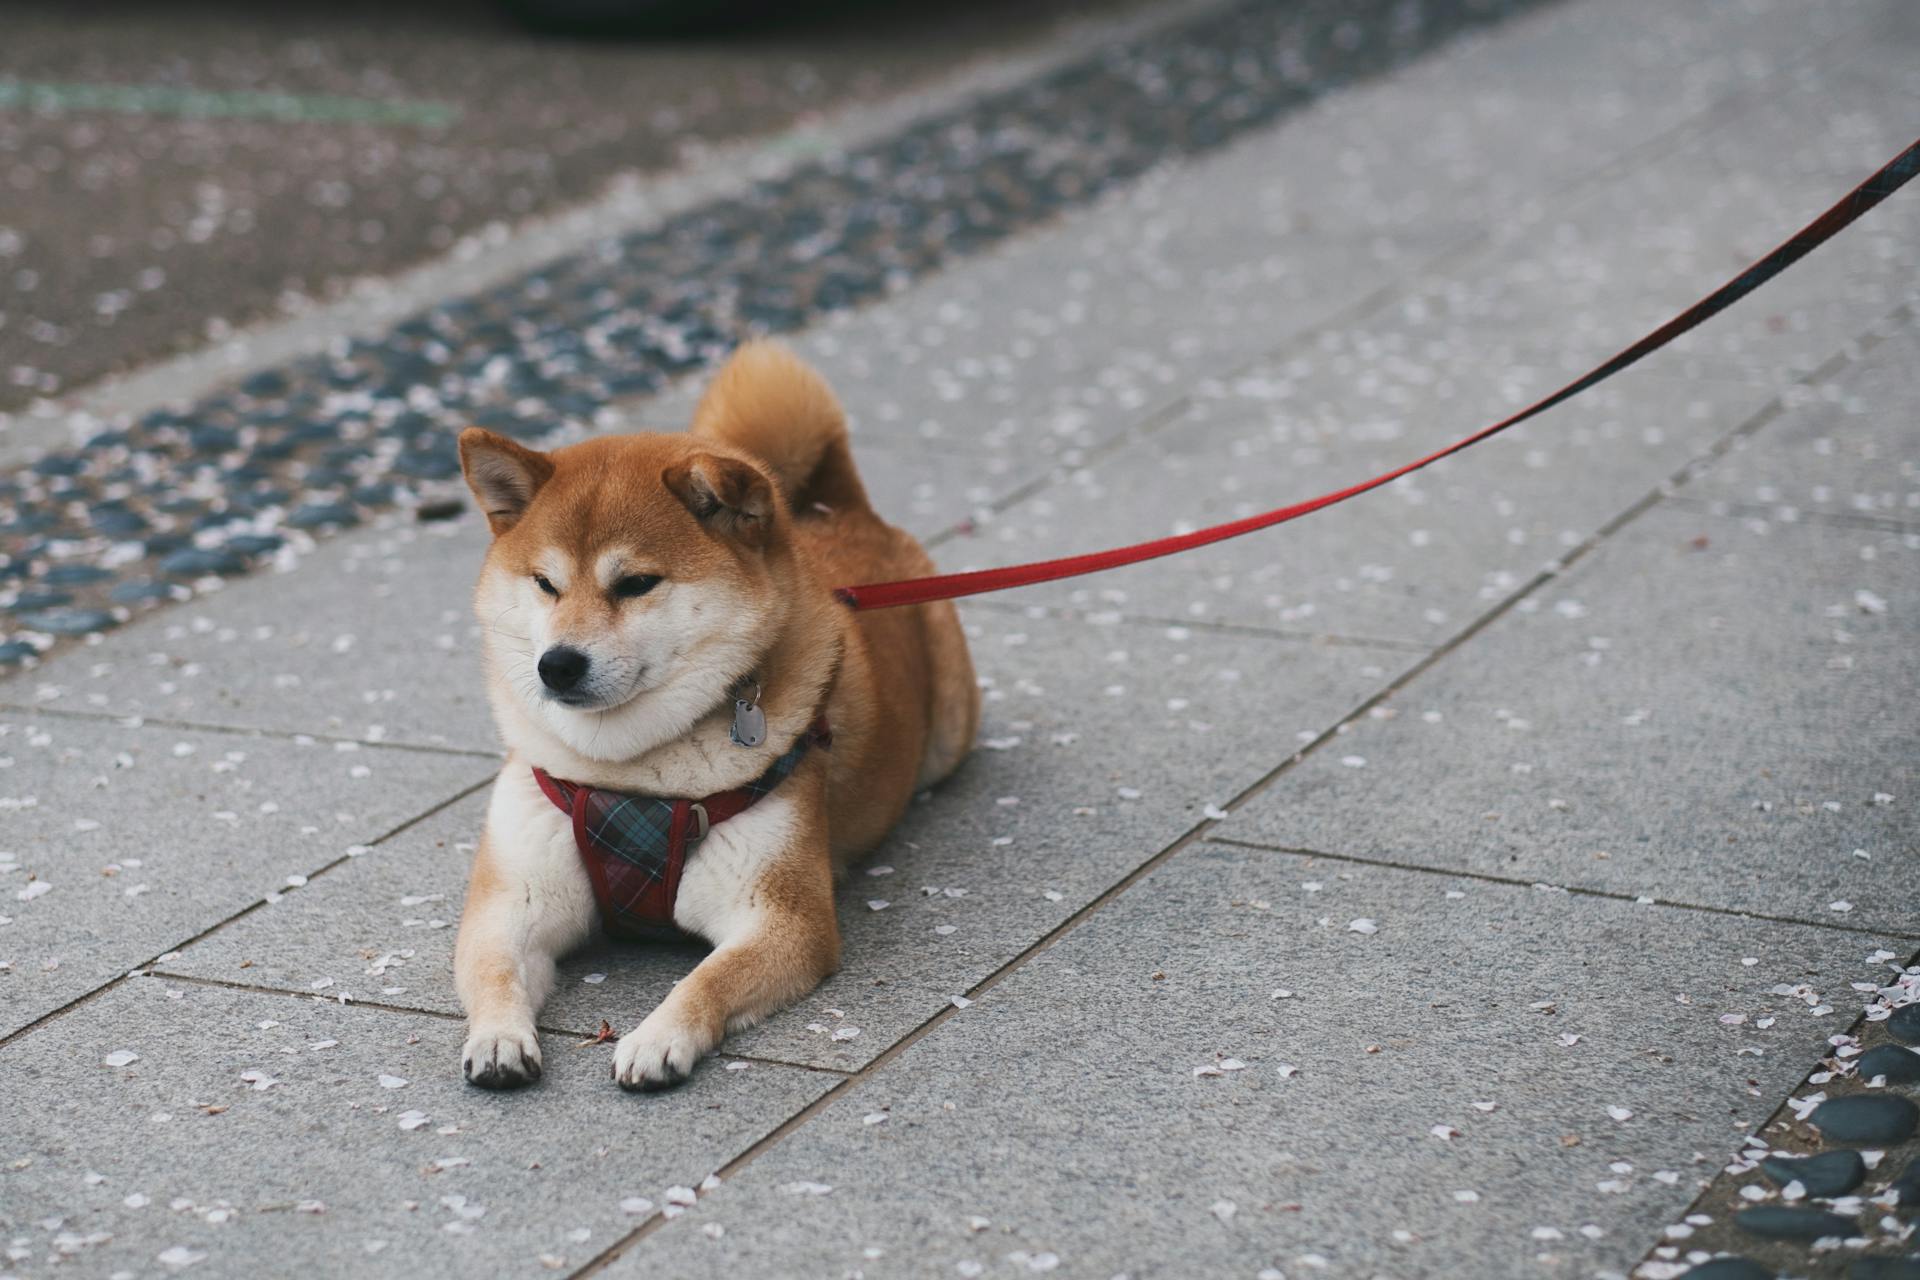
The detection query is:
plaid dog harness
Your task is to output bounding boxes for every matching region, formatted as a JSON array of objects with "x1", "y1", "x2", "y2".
[{"x1": 532, "y1": 720, "x2": 830, "y2": 939}]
